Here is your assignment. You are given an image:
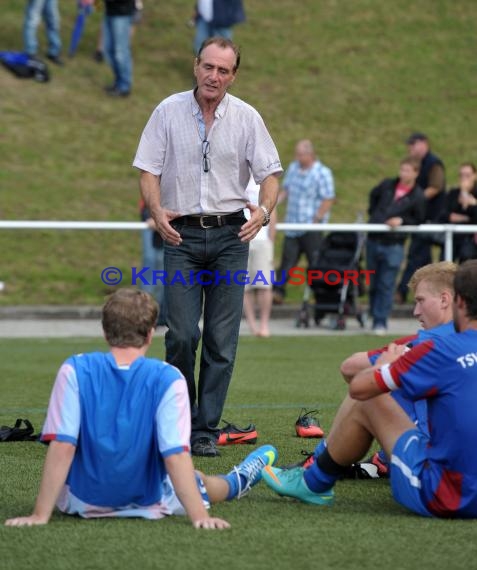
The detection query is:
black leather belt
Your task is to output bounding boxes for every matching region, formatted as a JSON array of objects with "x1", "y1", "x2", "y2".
[{"x1": 175, "y1": 212, "x2": 246, "y2": 229}]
